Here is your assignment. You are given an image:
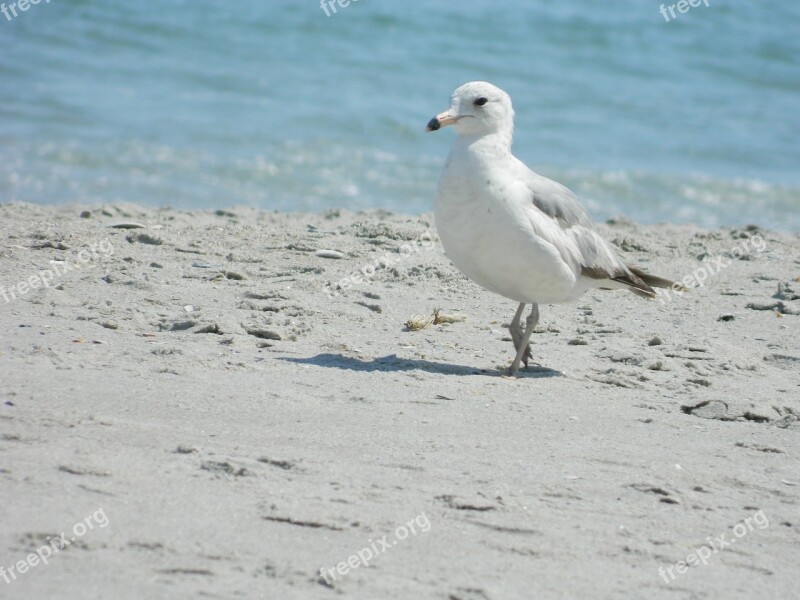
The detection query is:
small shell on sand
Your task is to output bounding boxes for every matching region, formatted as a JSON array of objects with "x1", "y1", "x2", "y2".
[
  {"x1": 109, "y1": 222, "x2": 146, "y2": 229},
  {"x1": 315, "y1": 249, "x2": 344, "y2": 259}
]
